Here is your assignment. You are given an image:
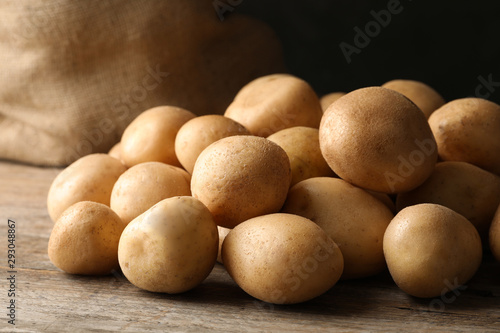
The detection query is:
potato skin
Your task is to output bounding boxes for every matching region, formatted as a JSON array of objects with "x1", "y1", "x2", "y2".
[
  {"x1": 383, "y1": 203, "x2": 482, "y2": 298},
  {"x1": 490, "y1": 204, "x2": 500, "y2": 262},
  {"x1": 319, "y1": 87, "x2": 437, "y2": 194},
  {"x1": 216, "y1": 226, "x2": 231, "y2": 264},
  {"x1": 320, "y1": 92, "x2": 346, "y2": 112},
  {"x1": 397, "y1": 161, "x2": 500, "y2": 236},
  {"x1": 428, "y1": 98, "x2": 500, "y2": 175},
  {"x1": 48, "y1": 201, "x2": 125, "y2": 275},
  {"x1": 110, "y1": 162, "x2": 191, "y2": 225},
  {"x1": 281, "y1": 177, "x2": 393, "y2": 279},
  {"x1": 191, "y1": 135, "x2": 291, "y2": 228},
  {"x1": 118, "y1": 196, "x2": 218, "y2": 294},
  {"x1": 47, "y1": 153, "x2": 127, "y2": 222},
  {"x1": 222, "y1": 213, "x2": 344, "y2": 304}
]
